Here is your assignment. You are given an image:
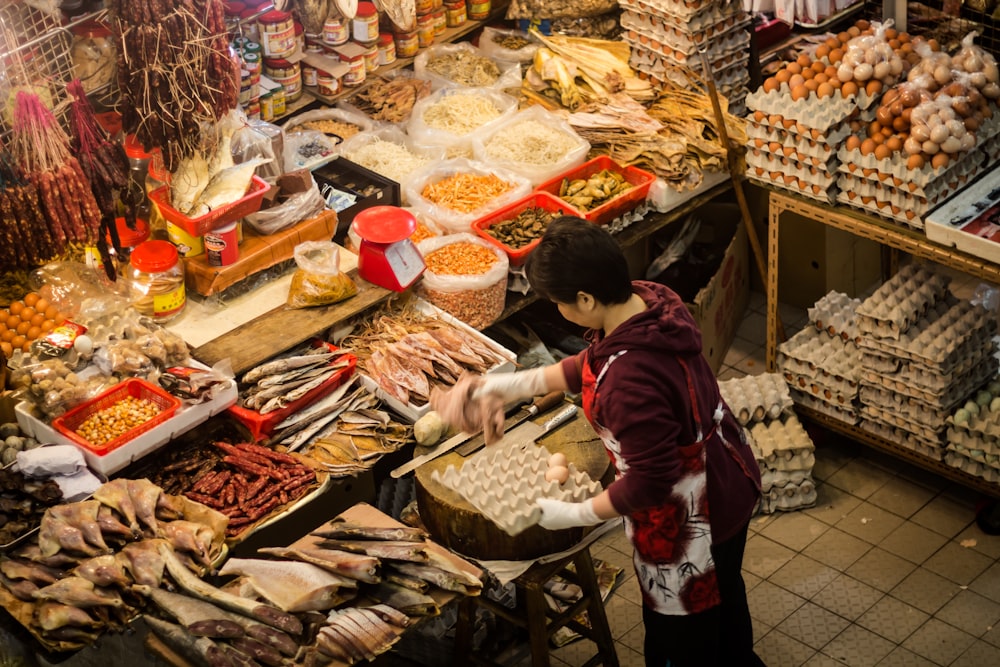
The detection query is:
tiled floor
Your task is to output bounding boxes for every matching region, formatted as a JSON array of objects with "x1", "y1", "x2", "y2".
[{"x1": 545, "y1": 278, "x2": 1000, "y2": 666}]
